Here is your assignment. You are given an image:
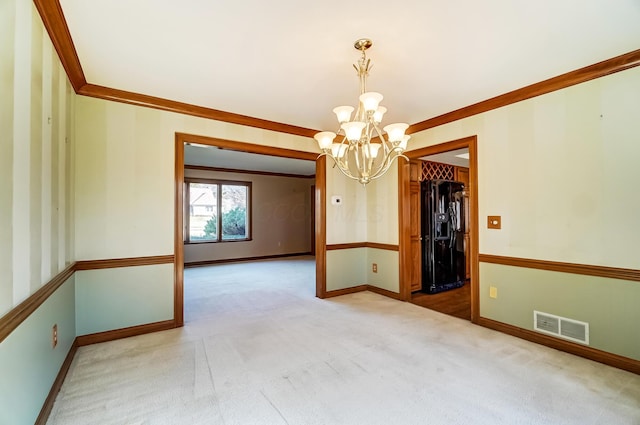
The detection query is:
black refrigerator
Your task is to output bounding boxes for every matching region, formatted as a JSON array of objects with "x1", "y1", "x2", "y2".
[{"x1": 421, "y1": 179, "x2": 466, "y2": 294}]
